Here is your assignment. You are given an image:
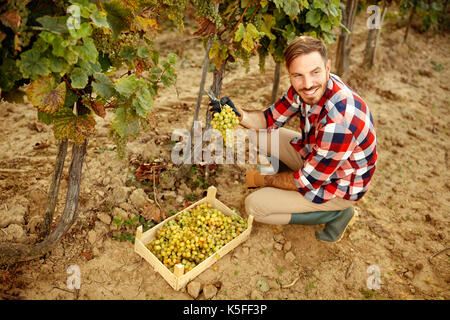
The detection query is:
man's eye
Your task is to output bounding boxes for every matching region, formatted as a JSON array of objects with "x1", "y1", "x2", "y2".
[{"x1": 314, "y1": 71, "x2": 320, "y2": 74}]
